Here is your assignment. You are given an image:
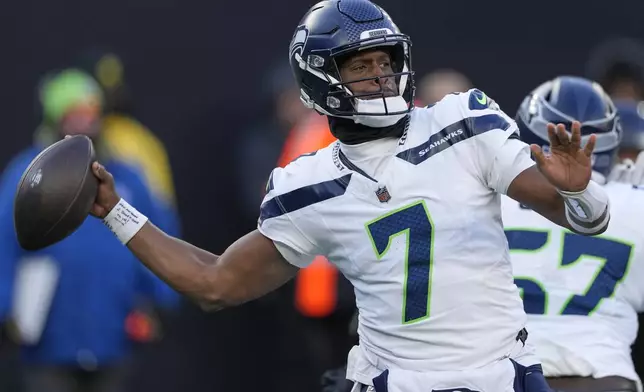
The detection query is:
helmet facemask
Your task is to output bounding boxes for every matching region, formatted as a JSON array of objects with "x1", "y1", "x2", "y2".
[{"x1": 296, "y1": 32, "x2": 415, "y2": 128}]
